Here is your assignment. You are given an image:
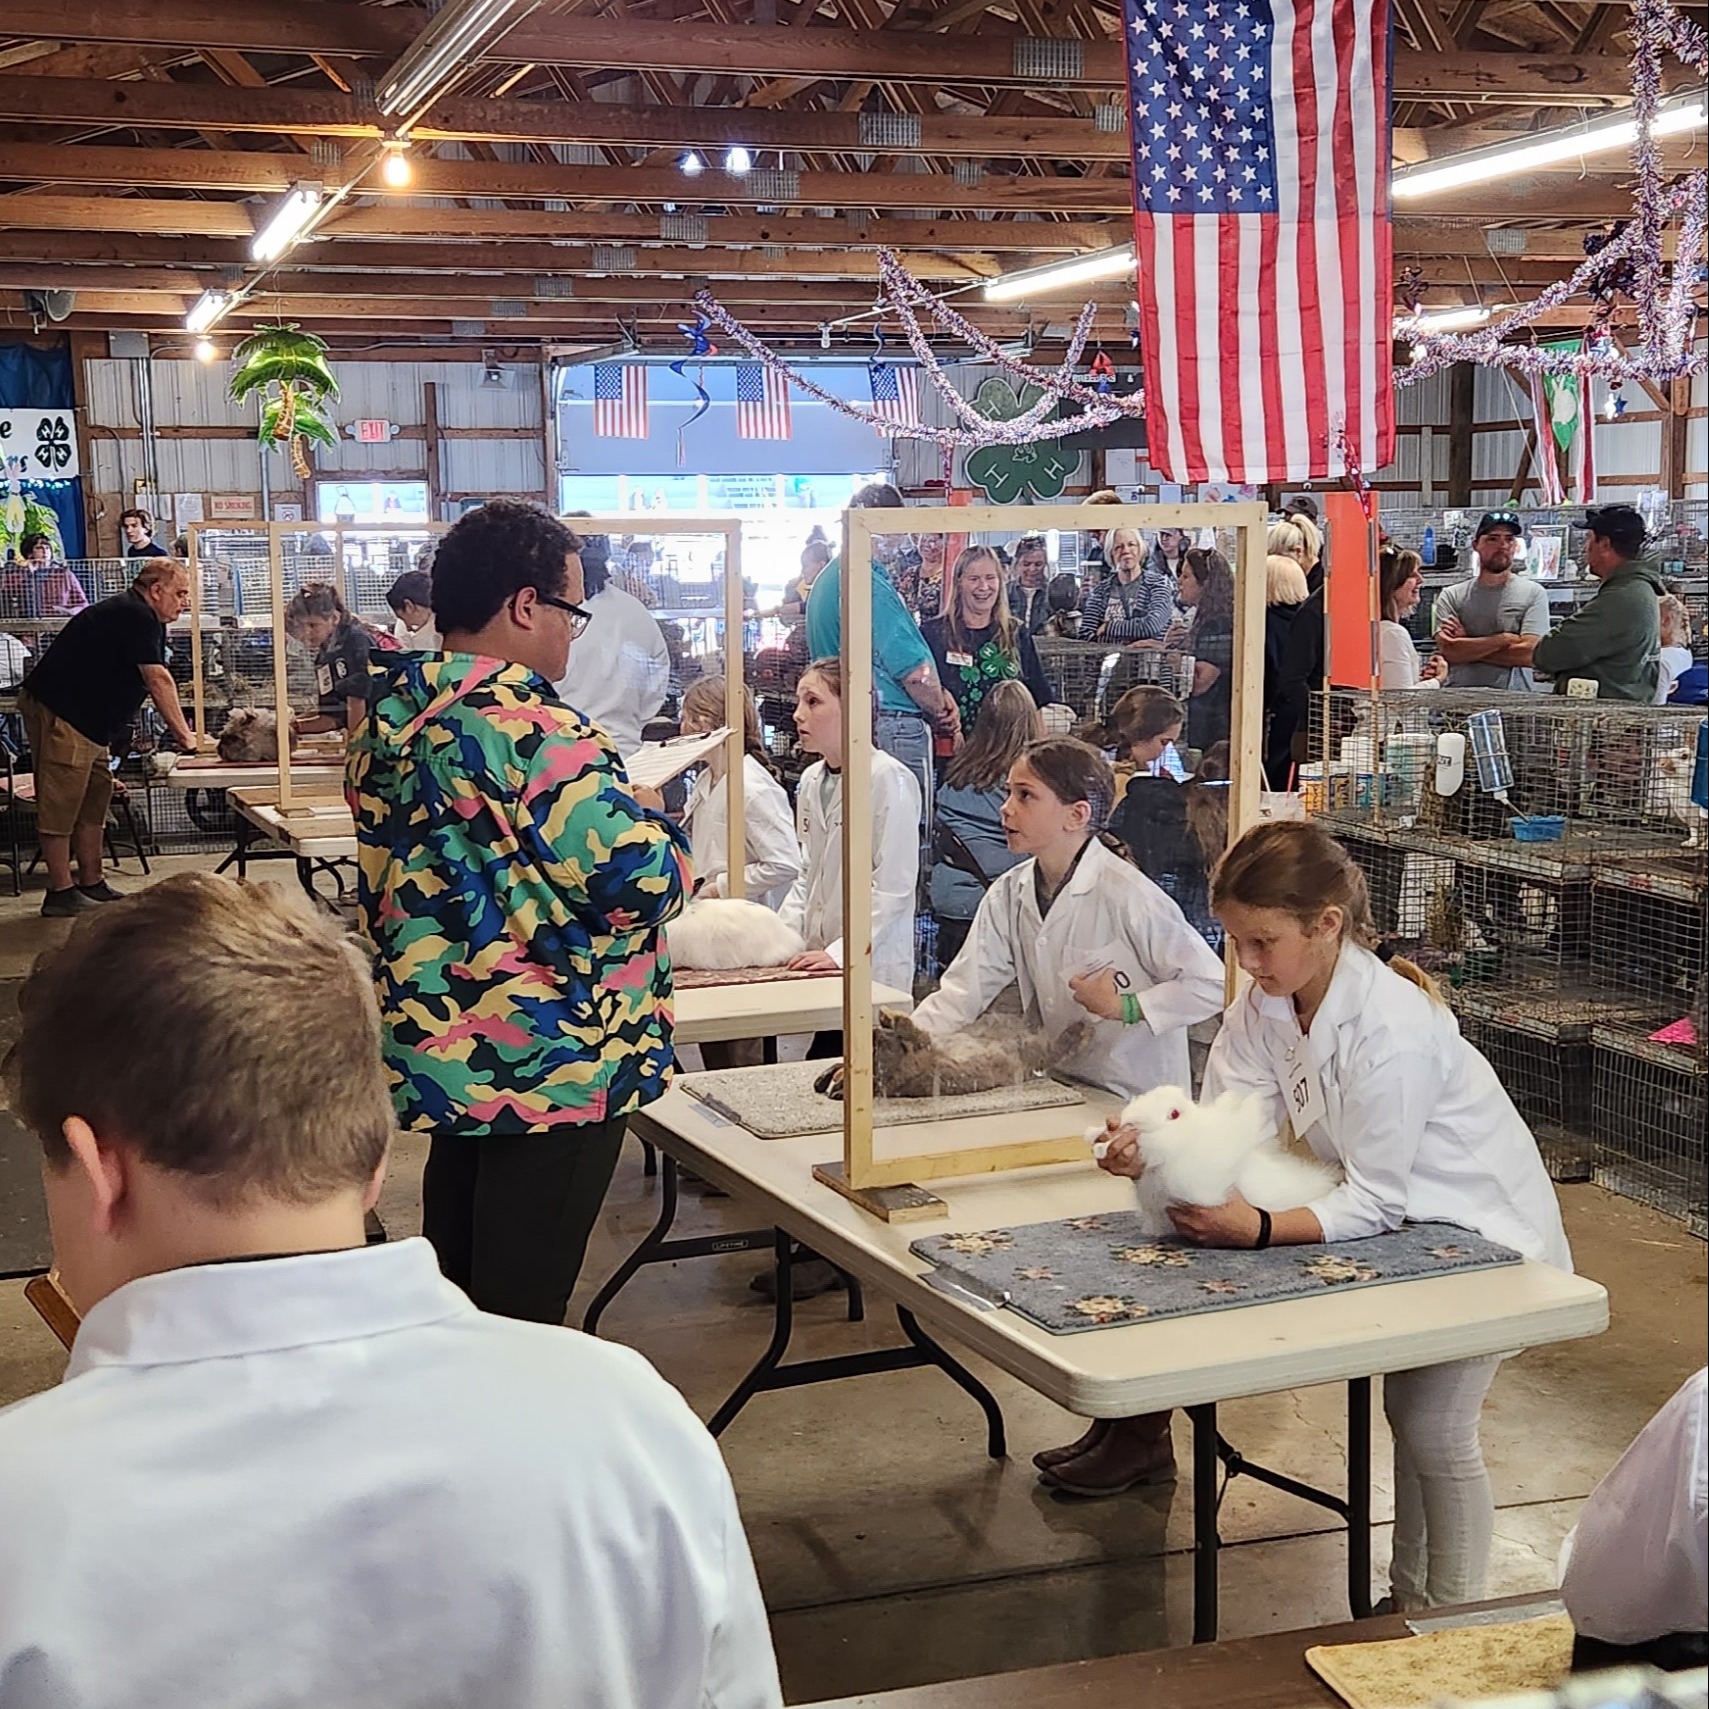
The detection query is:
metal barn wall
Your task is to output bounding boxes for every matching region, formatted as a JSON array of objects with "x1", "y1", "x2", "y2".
[{"x1": 81, "y1": 356, "x2": 546, "y2": 551}]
